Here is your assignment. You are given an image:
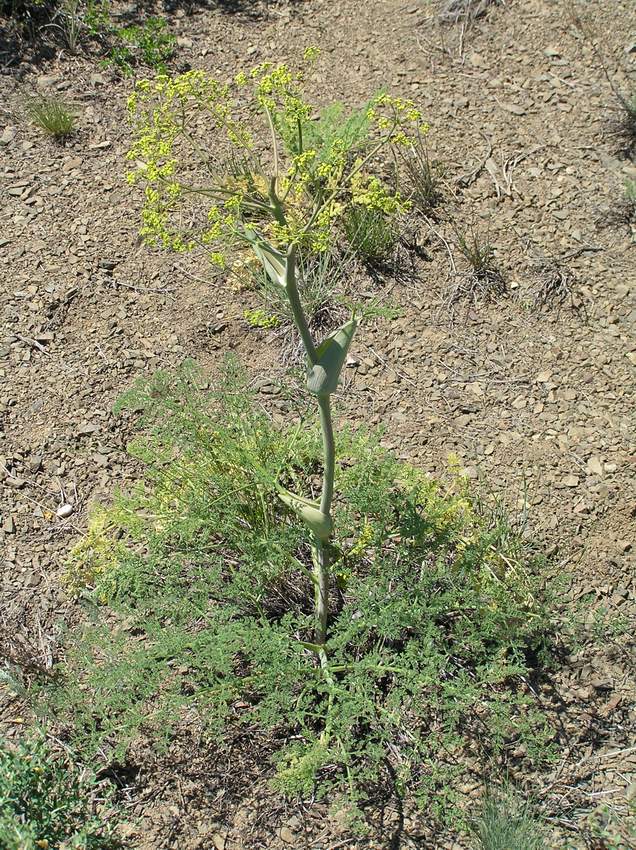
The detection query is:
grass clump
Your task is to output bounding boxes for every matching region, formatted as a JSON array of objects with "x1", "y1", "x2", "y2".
[
  {"x1": 25, "y1": 94, "x2": 77, "y2": 139},
  {"x1": 50, "y1": 360, "x2": 556, "y2": 830},
  {"x1": 473, "y1": 787, "x2": 547, "y2": 850},
  {"x1": 343, "y1": 204, "x2": 397, "y2": 265},
  {"x1": 0, "y1": 733, "x2": 121, "y2": 850},
  {"x1": 399, "y1": 132, "x2": 444, "y2": 216},
  {"x1": 439, "y1": 0, "x2": 501, "y2": 24},
  {"x1": 451, "y1": 226, "x2": 506, "y2": 303}
]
